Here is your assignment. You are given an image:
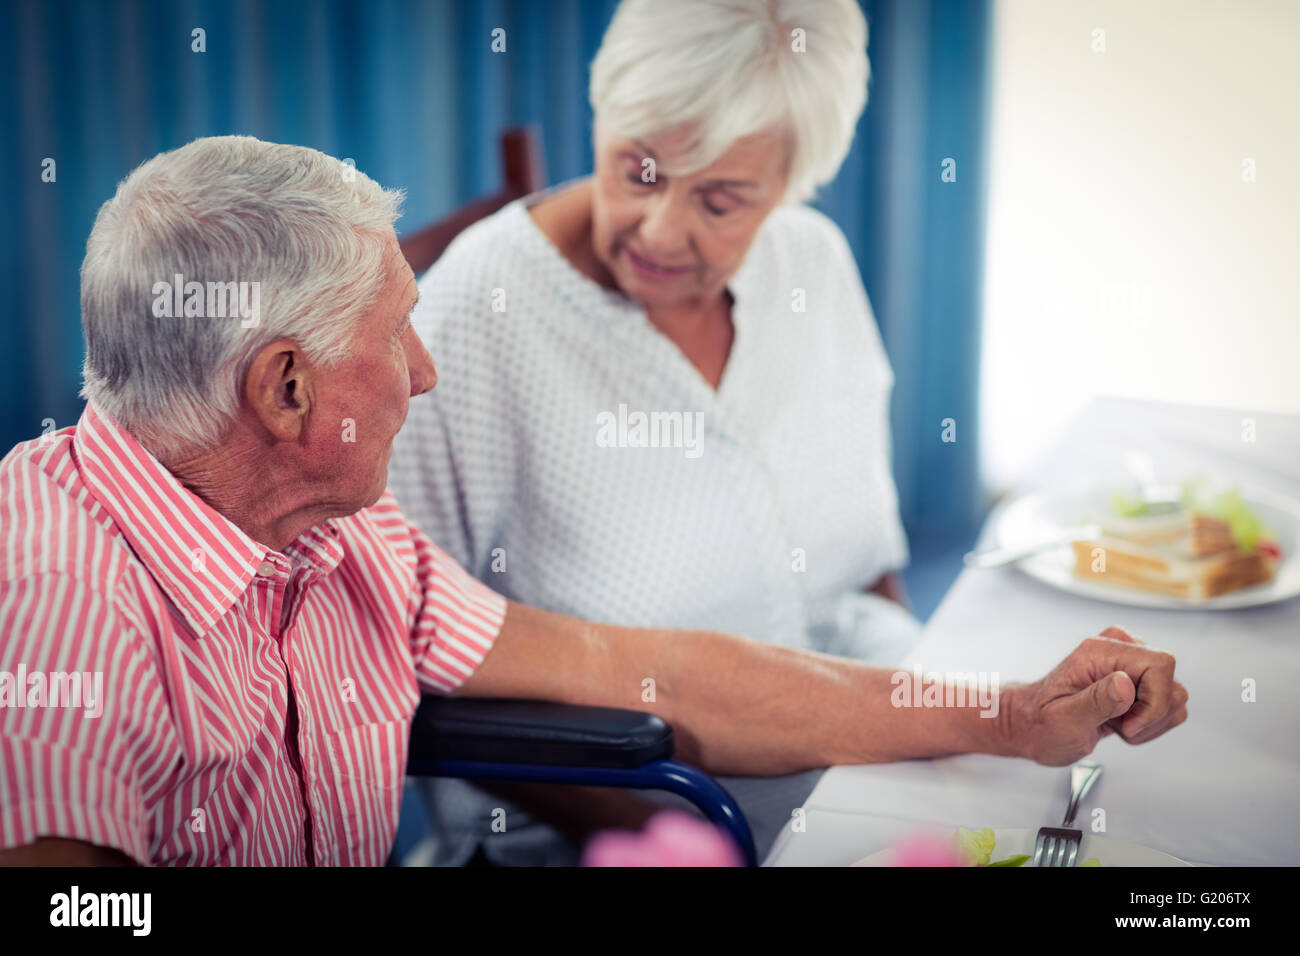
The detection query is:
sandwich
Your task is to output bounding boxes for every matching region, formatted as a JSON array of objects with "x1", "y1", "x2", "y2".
[{"x1": 1071, "y1": 487, "x2": 1280, "y2": 600}]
